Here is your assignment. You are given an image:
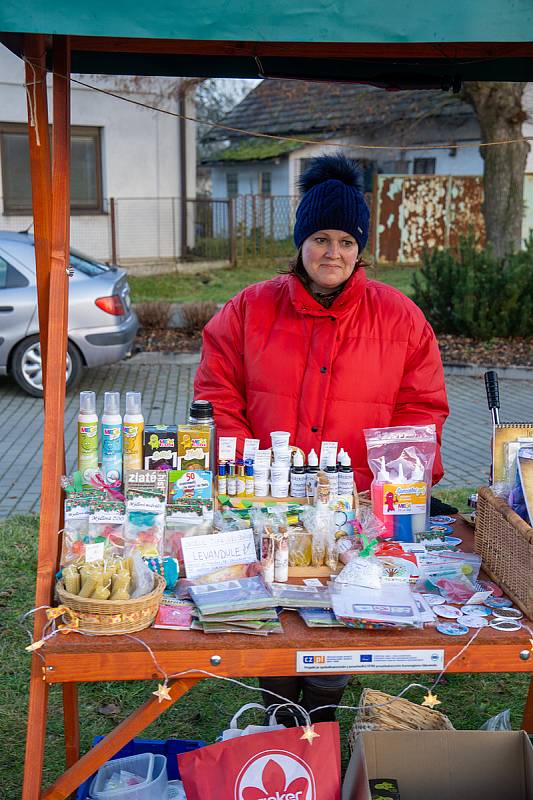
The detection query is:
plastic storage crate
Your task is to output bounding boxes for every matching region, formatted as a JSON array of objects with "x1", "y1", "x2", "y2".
[{"x1": 76, "y1": 737, "x2": 205, "y2": 799}]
